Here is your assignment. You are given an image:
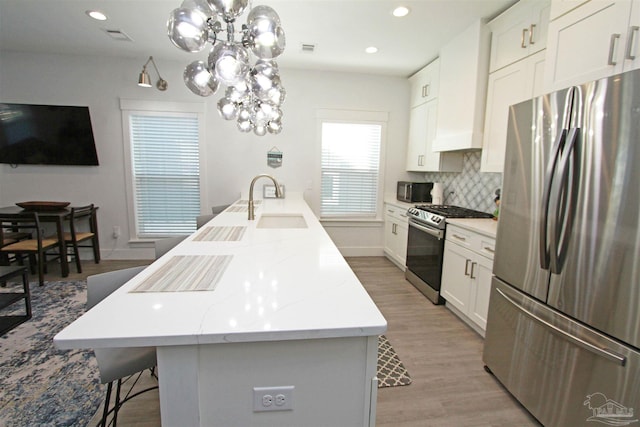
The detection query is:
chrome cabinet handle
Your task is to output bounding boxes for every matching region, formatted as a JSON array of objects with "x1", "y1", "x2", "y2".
[
  {"x1": 521, "y1": 28, "x2": 529, "y2": 48},
  {"x1": 464, "y1": 259, "x2": 471, "y2": 276},
  {"x1": 608, "y1": 33, "x2": 621, "y2": 65},
  {"x1": 496, "y1": 288, "x2": 627, "y2": 366},
  {"x1": 529, "y1": 24, "x2": 536, "y2": 45},
  {"x1": 421, "y1": 84, "x2": 430, "y2": 98},
  {"x1": 626, "y1": 26, "x2": 639, "y2": 60},
  {"x1": 470, "y1": 262, "x2": 477, "y2": 279},
  {"x1": 452, "y1": 234, "x2": 466, "y2": 241},
  {"x1": 483, "y1": 246, "x2": 495, "y2": 253}
]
